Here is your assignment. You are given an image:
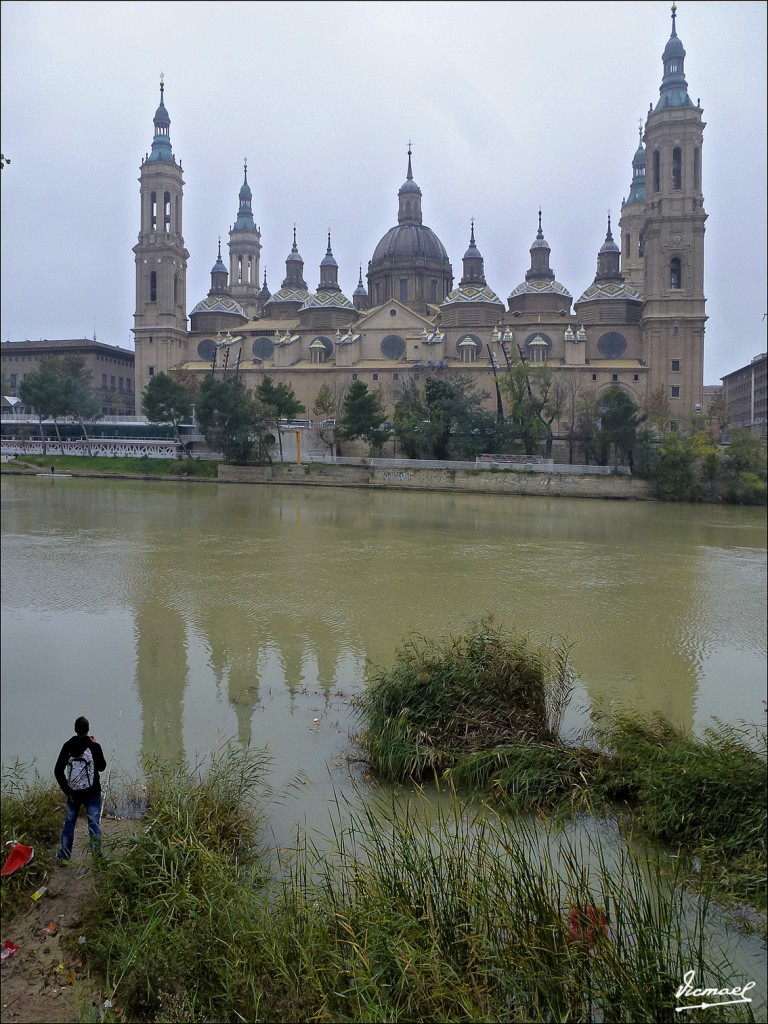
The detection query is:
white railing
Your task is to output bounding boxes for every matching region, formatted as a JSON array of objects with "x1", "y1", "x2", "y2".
[{"x1": 2, "y1": 439, "x2": 180, "y2": 459}]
